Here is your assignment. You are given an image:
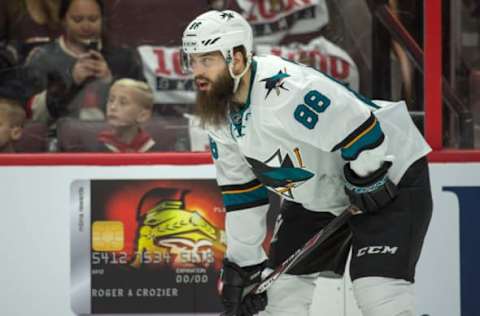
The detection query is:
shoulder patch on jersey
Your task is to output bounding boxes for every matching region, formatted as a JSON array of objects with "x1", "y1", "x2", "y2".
[{"x1": 260, "y1": 68, "x2": 290, "y2": 99}]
